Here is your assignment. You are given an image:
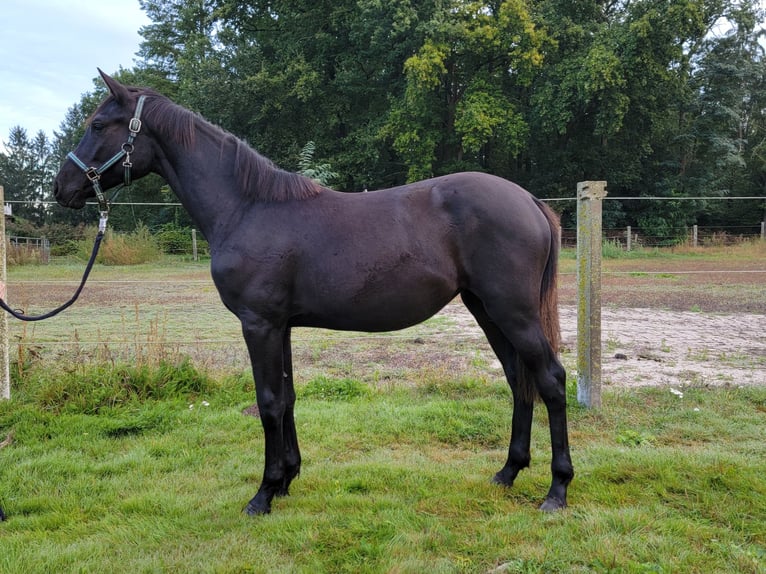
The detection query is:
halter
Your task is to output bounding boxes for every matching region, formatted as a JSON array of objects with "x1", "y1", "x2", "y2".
[{"x1": 66, "y1": 94, "x2": 147, "y2": 232}]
